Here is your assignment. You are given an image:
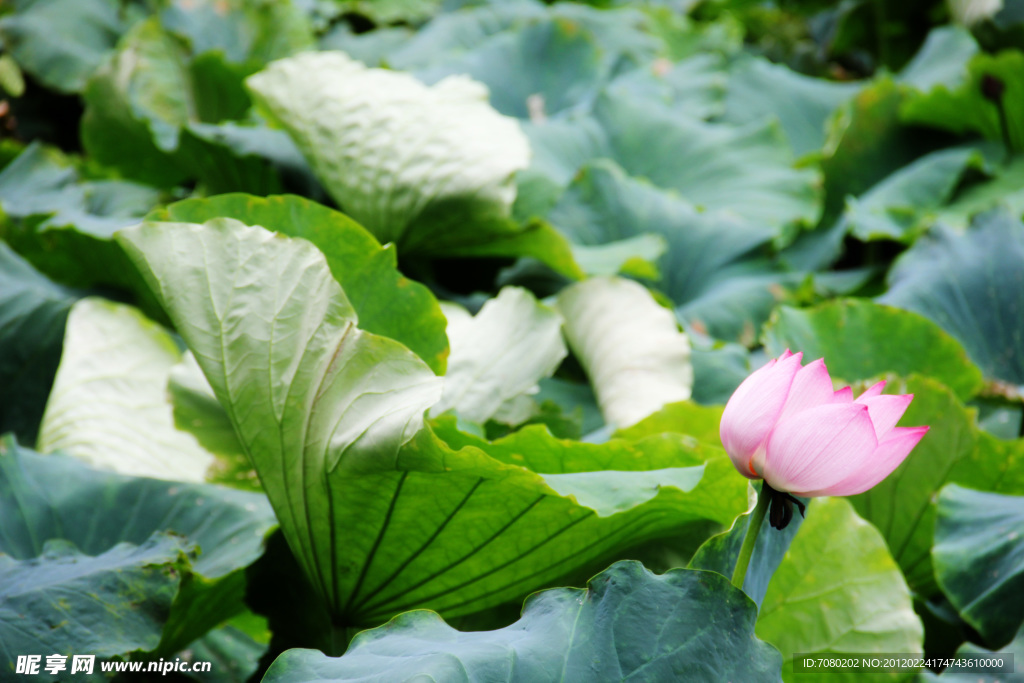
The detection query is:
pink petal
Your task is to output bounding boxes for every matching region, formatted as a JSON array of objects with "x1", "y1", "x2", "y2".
[
  {"x1": 798, "y1": 426, "x2": 929, "y2": 497},
  {"x1": 832, "y1": 386, "x2": 854, "y2": 403},
  {"x1": 856, "y1": 380, "x2": 887, "y2": 402},
  {"x1": 858, "y1": 393, "x2": 913, "y2": 440},
  {"x1": 719, "y1": 352, "x2": 803, "y2": 478},
  {"x1": 777, "y1": 358, "x2": 836, "y2": 423},
  {"x1": 761, "y1": 402, "x2": 878, "y2": 494}
]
